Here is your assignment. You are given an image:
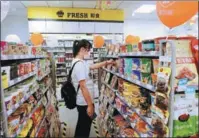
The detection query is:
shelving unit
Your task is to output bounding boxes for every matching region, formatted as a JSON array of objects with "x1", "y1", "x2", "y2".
[
  {"x1": 1, "y1": 44, "x2": 60, "y2": 137},
  {"x1": 98, "y1": 38, "x2": 199, "y2": 137}
]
